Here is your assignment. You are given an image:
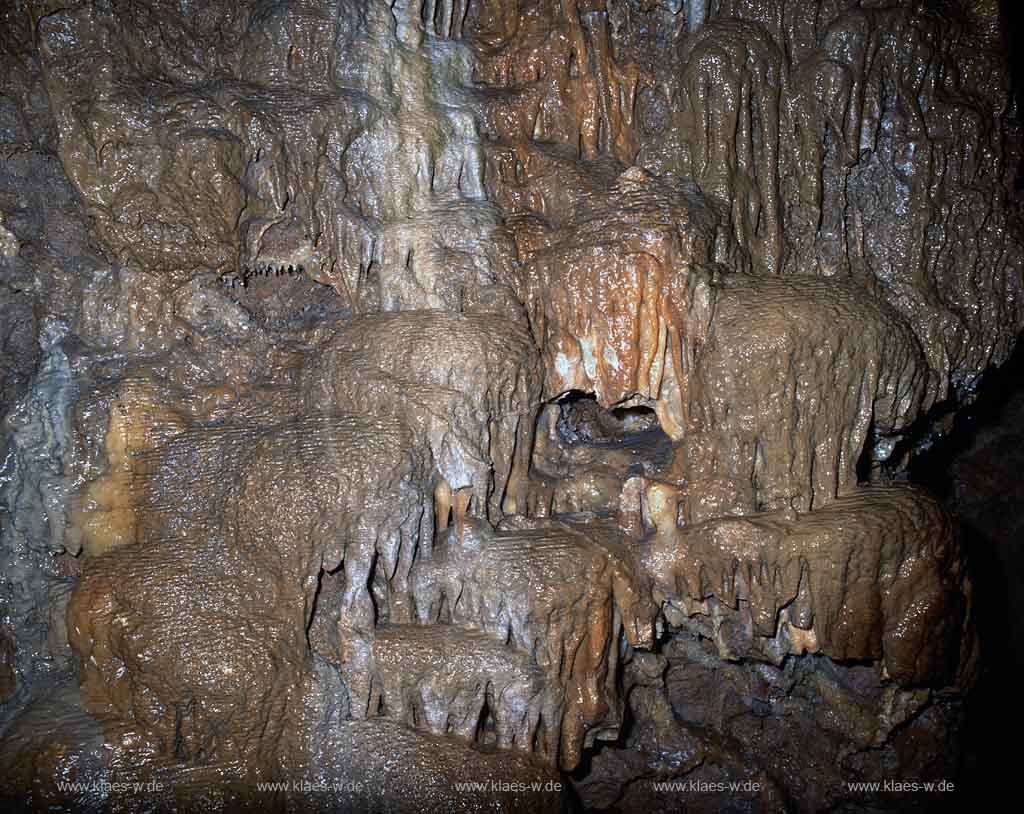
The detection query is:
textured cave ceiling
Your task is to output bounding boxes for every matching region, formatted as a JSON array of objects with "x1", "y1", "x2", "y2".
[{"x1": 1, "y1": 1, "x2": 1023, "y2": 812}]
